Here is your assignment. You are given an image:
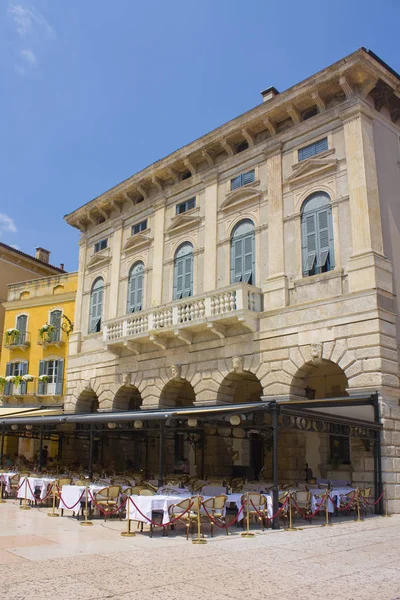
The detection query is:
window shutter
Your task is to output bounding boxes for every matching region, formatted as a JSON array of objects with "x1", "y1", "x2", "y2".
[
  {"x1": 243, "y1": 170, "x2": 255, "y2": 185},
  {"x1": 243, "y1": 235, "x2": 254, "y2": 284},
  {"x1": 231, "y1": 175, "x2": 241, "y2": 190},
  {"x1": 305, "y1": 213, "x2": 317, "y2": 274},
  {"x1": 317, "y1": 208, "x2": 330, "y2": 268},
  {"x1": 315, "y1": 138, "x2": 328, "y2": 153},
  {"x1": 50, "y1": 310, "x2": 62, "y2": 342},
  {"x1": 16, "y1": 315, "x2": 27, "y2": 332},
  {"x1": 38, "y1": 360, "x2": 46, "y2": 395},
  {"x1": 55, "y1": 359, "x2": 64, "y2": 396},
  {"x1": 183, "y1": 255, "x2": 193, "y2": 298},
  {"x1": 21, "y1": 361, "x2": 28, "y2": 394},
  {"x1": 5, "y1": 362, "x2": 12, "y2": 395}
]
